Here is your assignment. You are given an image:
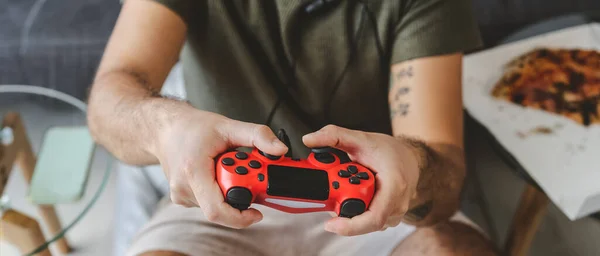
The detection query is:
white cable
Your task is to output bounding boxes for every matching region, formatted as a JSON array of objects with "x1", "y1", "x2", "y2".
[{"x1": 0, "y1": 85, "x2": 87, "y2": 113}]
